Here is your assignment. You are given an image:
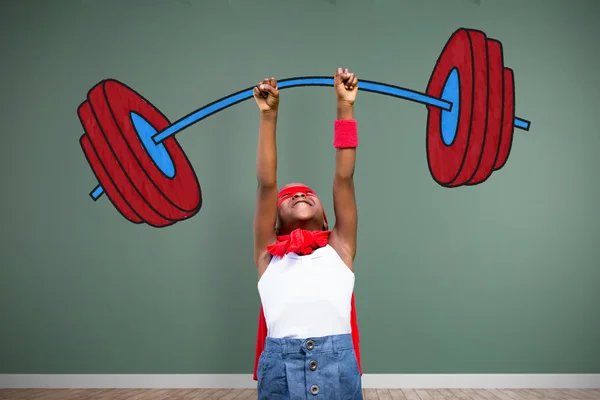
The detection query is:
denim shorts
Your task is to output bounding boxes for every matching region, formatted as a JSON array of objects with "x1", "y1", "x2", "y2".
[{"x1": 257, "y1": 333, "x2": 363, "y2": 400}]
